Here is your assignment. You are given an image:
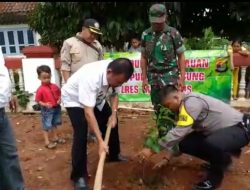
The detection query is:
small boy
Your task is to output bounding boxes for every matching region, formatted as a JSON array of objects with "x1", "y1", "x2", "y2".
[
  {"x1": 129, "y1": 37, "x2": 142, "y2": 52},
  {"x1": 35, "y1": 65, "x2": 65, "y2": 149}
]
